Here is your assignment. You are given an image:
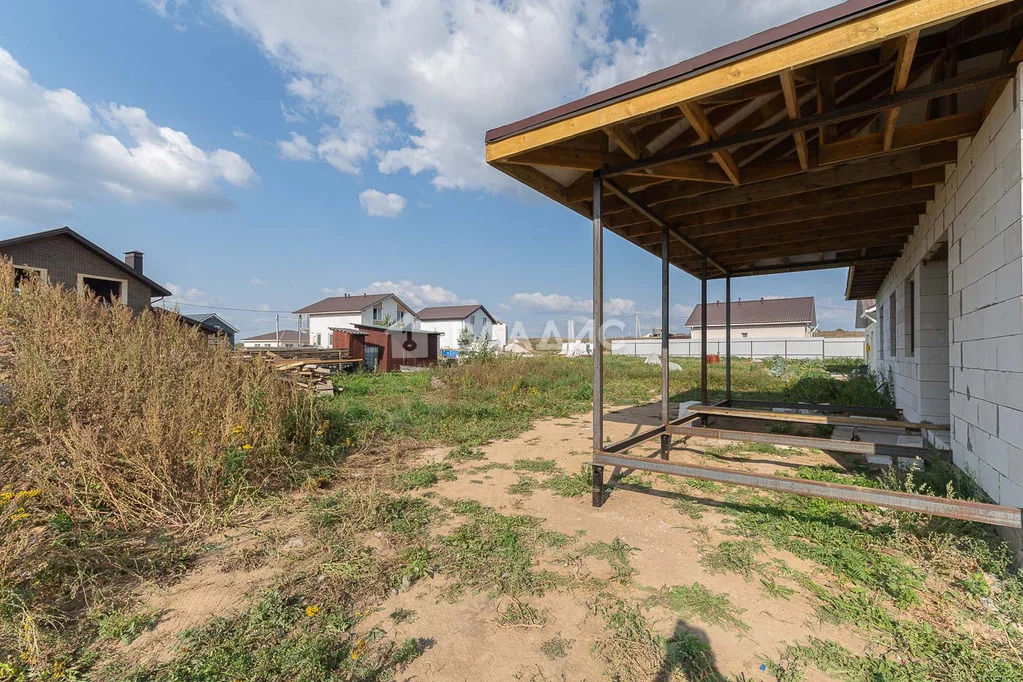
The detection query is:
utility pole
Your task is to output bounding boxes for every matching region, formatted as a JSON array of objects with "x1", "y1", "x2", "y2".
[
  {"x1": 275, "y1": 314, "x2": 280, "y2": 346},
  {"x1": 635, "y1": 313, "x2": 640, "y2": 338}
]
